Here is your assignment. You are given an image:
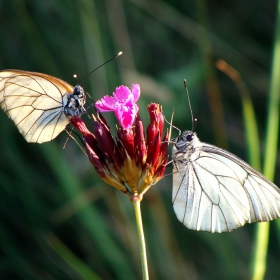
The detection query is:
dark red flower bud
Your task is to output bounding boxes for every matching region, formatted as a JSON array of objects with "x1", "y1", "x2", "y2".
[
  {"x1": 70, "y1": 116, "x2": 90, "y2": 136},
  {"x1": 84, "y1": 141, "x2": 104, "y2": 174},
  {"x1": 118, "y1": 128, "x2": 135, "y2": 158},
  {"x1": 93, "y1": 120, "x2": 115, "y2": 159},
  {"x1": 153, "y1": 157, "x2": 169, "y2": 183},
  {"x1": 160, "y1": 131, "x2": 169, "y2": 157},
  {"x1": 146, "y1": 132, "x2": 161, "y2": 167},
  {"x1": 134, "y1": 114, "x2": 147, "y2": 166},
  {"x1": 146, "y1": 106, "x2": 158, "y2": 148},
  {"x1": 70, "y1": 117, "x2": 102, "y2": 158},
  {"x1": 83, "y1": 133, "x2": 103, "y2": 160}
]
